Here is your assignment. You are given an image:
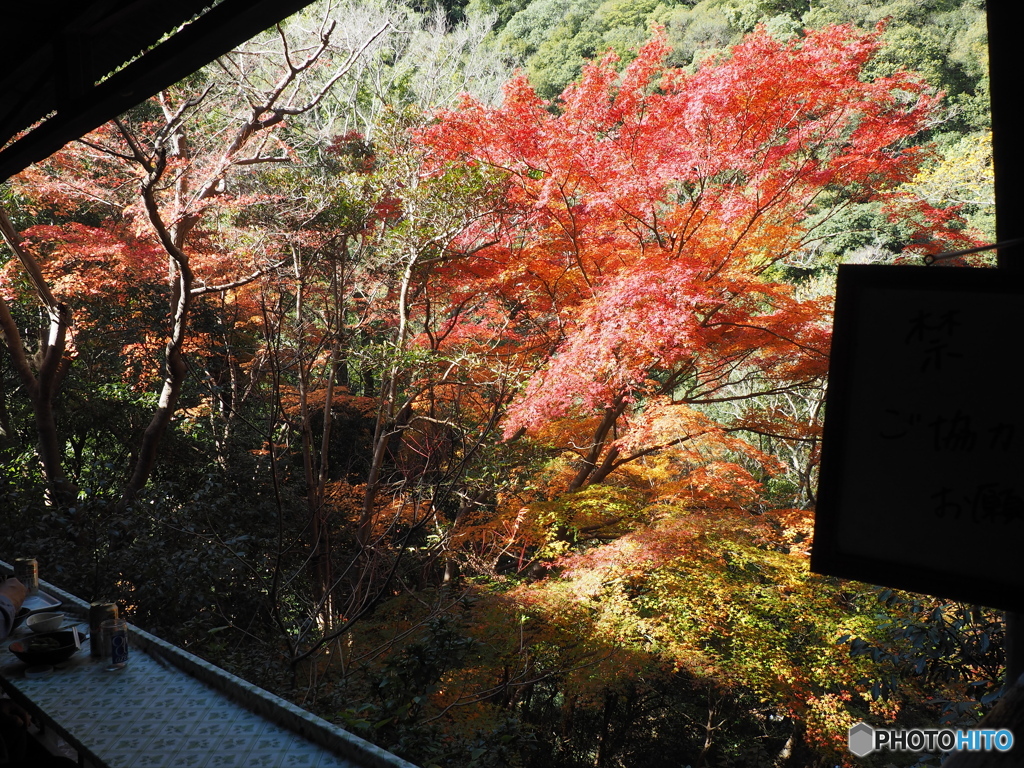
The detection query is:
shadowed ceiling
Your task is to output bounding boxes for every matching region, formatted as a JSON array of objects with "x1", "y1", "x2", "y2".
[{"x1": 0, "y1": 0, "x2": 317, "y2": 182}]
